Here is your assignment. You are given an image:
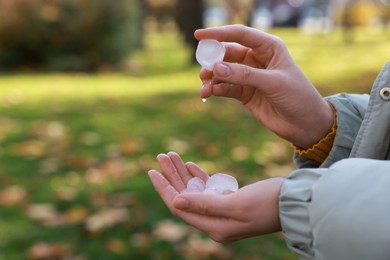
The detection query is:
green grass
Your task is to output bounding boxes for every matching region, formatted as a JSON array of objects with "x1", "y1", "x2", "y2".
[
  {"x1": 273, "y1": 27, "x2": 390, "y2": 95},
  {"x1": 0, "y1": 27, "x2": 389, "y2": 259}
]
